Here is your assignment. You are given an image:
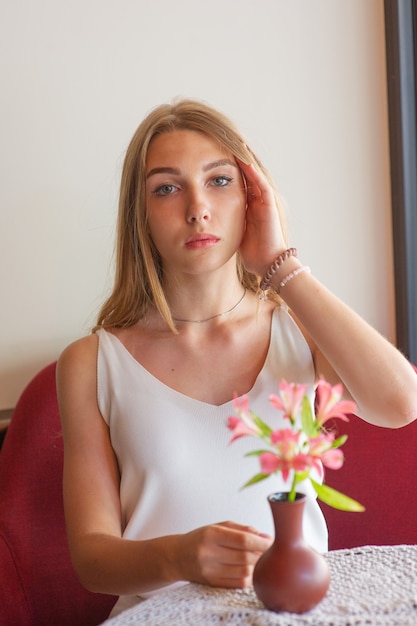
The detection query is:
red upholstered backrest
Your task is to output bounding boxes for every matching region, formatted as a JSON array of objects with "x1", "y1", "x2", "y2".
[
  {"x1": 321, "y1": 364, "x2": 417, "y2": 550},
  {"x1": 0, "y1": 362, "x2": 116, "y2": 626}
]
